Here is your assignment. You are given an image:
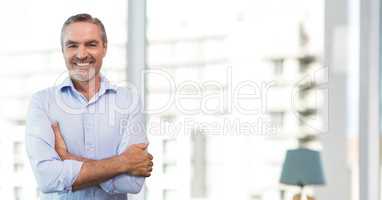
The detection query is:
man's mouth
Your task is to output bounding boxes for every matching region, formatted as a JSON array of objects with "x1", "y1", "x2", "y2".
[
  {"x1": 76, "y1": 62, "x2": 91, "y2": 67},
  {"x1": 72, "y1": 56, "x2": 95, "y2": 68},
  {"x1": 73, "y1": 61, "x2": 94, "y2": 68}
]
